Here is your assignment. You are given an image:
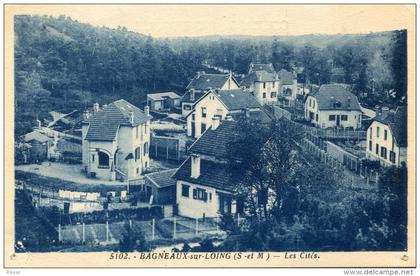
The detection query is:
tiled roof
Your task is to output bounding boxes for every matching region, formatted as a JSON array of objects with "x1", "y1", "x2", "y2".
[
  {"x1": 249, "y1": 63, "x2": 275, "y2": 73},
  {"x1": 188, "y1": 120, "x2": 238, "y2": 159},
  {"x1": 180, "y1": 91, "x2": 206, "y2": 103},
  {"x1": 375, "y1": 106, "x2": 407, "y2": 147},
  {"x1": 309, "y1": 84, "x2": 361, "y2": 111},
  {"x1": 83, "y1": 99, "x2": 152, "y2": 141},
  {"x1": 215, "y1": 89, "x2": 261, "y2": 110},
  {"x1": 231, "y1": 109, "x2": 273, "y2": 124},
  {"x1": 278, "y1": 69, "x2": 296, "y2": 85},
  {"x1": 240, "y1": 71, "x2": 277, "y2": 87},
  {"x1": 147, "y1": 92, "x2": 181, "y2": 101},
  {"x1": 186, "y1": 73, "x2": 233, "y2": 91},
  {"x1": 173, "y1": 157, "x2": 240, "y2": 192},
  {"x1": 145, "y1": 169, "x2": 177, "y2": 188},
  {"x1": 23, "y1": 131, "x2": 50, "y2": 143}
]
